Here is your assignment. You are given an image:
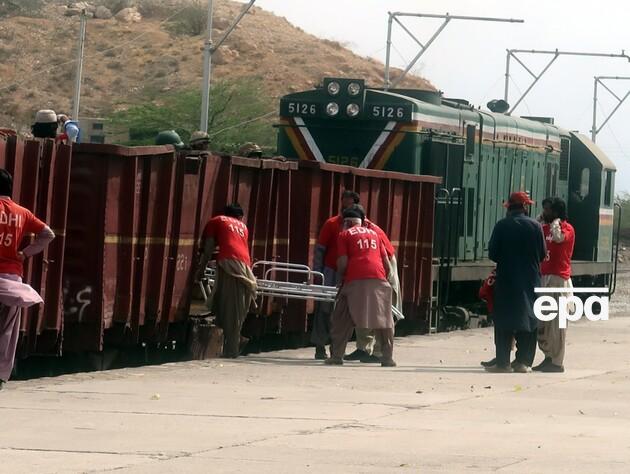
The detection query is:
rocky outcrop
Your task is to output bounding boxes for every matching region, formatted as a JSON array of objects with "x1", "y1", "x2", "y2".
[{"x1": 115, "y1": 7, "x2": 142, "y2": 23}]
